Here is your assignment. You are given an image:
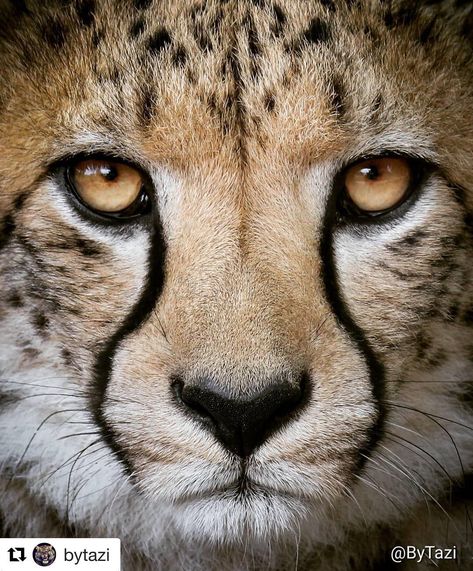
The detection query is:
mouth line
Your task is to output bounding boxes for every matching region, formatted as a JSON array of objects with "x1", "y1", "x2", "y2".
[{"x1": 172, "y1": 475, "x2": 308, "y2": 504}]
